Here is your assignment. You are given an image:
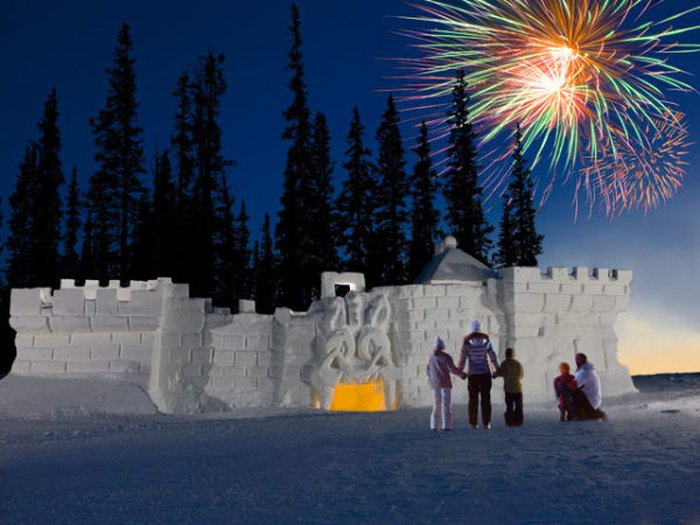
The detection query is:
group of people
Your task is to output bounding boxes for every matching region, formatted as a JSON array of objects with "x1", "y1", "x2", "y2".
[{"x1": 426, "y1": 320, "x2": 606, "y2": 431}]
